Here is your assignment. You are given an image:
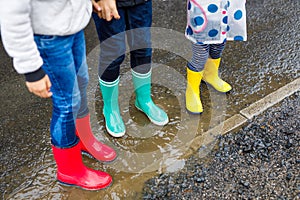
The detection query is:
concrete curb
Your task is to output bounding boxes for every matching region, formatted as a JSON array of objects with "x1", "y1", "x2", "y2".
[
  {"x1": 138, "y1": 77, "x2": 300, "y2": 173},
  {"x1": 240, "y1": 78, "x2": 300, "y2": 119},
  {"x1": 185, "y1": 77, "x2": 300, "y2": 158}
]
